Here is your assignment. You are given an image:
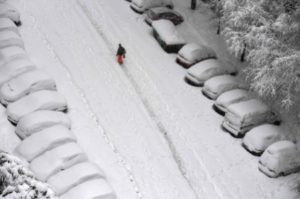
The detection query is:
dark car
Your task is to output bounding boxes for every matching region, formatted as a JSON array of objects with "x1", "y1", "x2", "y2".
[{"x1": 145, "y1": 7, "x2": 183, "y2": 26}]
